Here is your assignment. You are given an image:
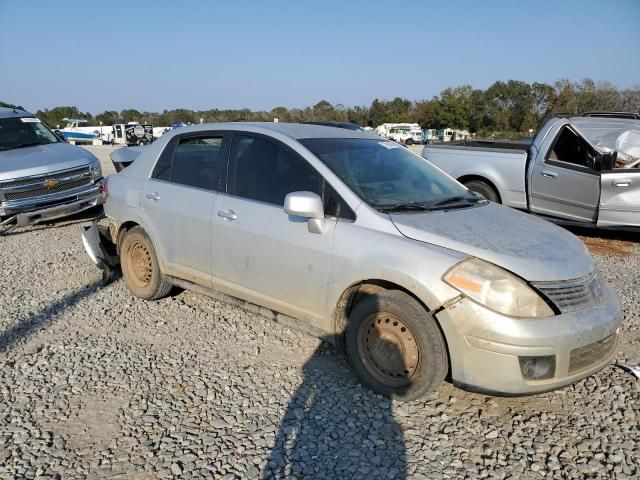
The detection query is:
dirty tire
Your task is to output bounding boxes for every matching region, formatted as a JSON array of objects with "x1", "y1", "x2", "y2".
[
  {"x1": 464, "y1": 180, "x2": 500, "y2": 203},
  {"x1": 345, "y1": 289, "x2": 448, "y2": 401},
  {"x1": 120, "y1": 226, "x2": 172, "y2": 300}
]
